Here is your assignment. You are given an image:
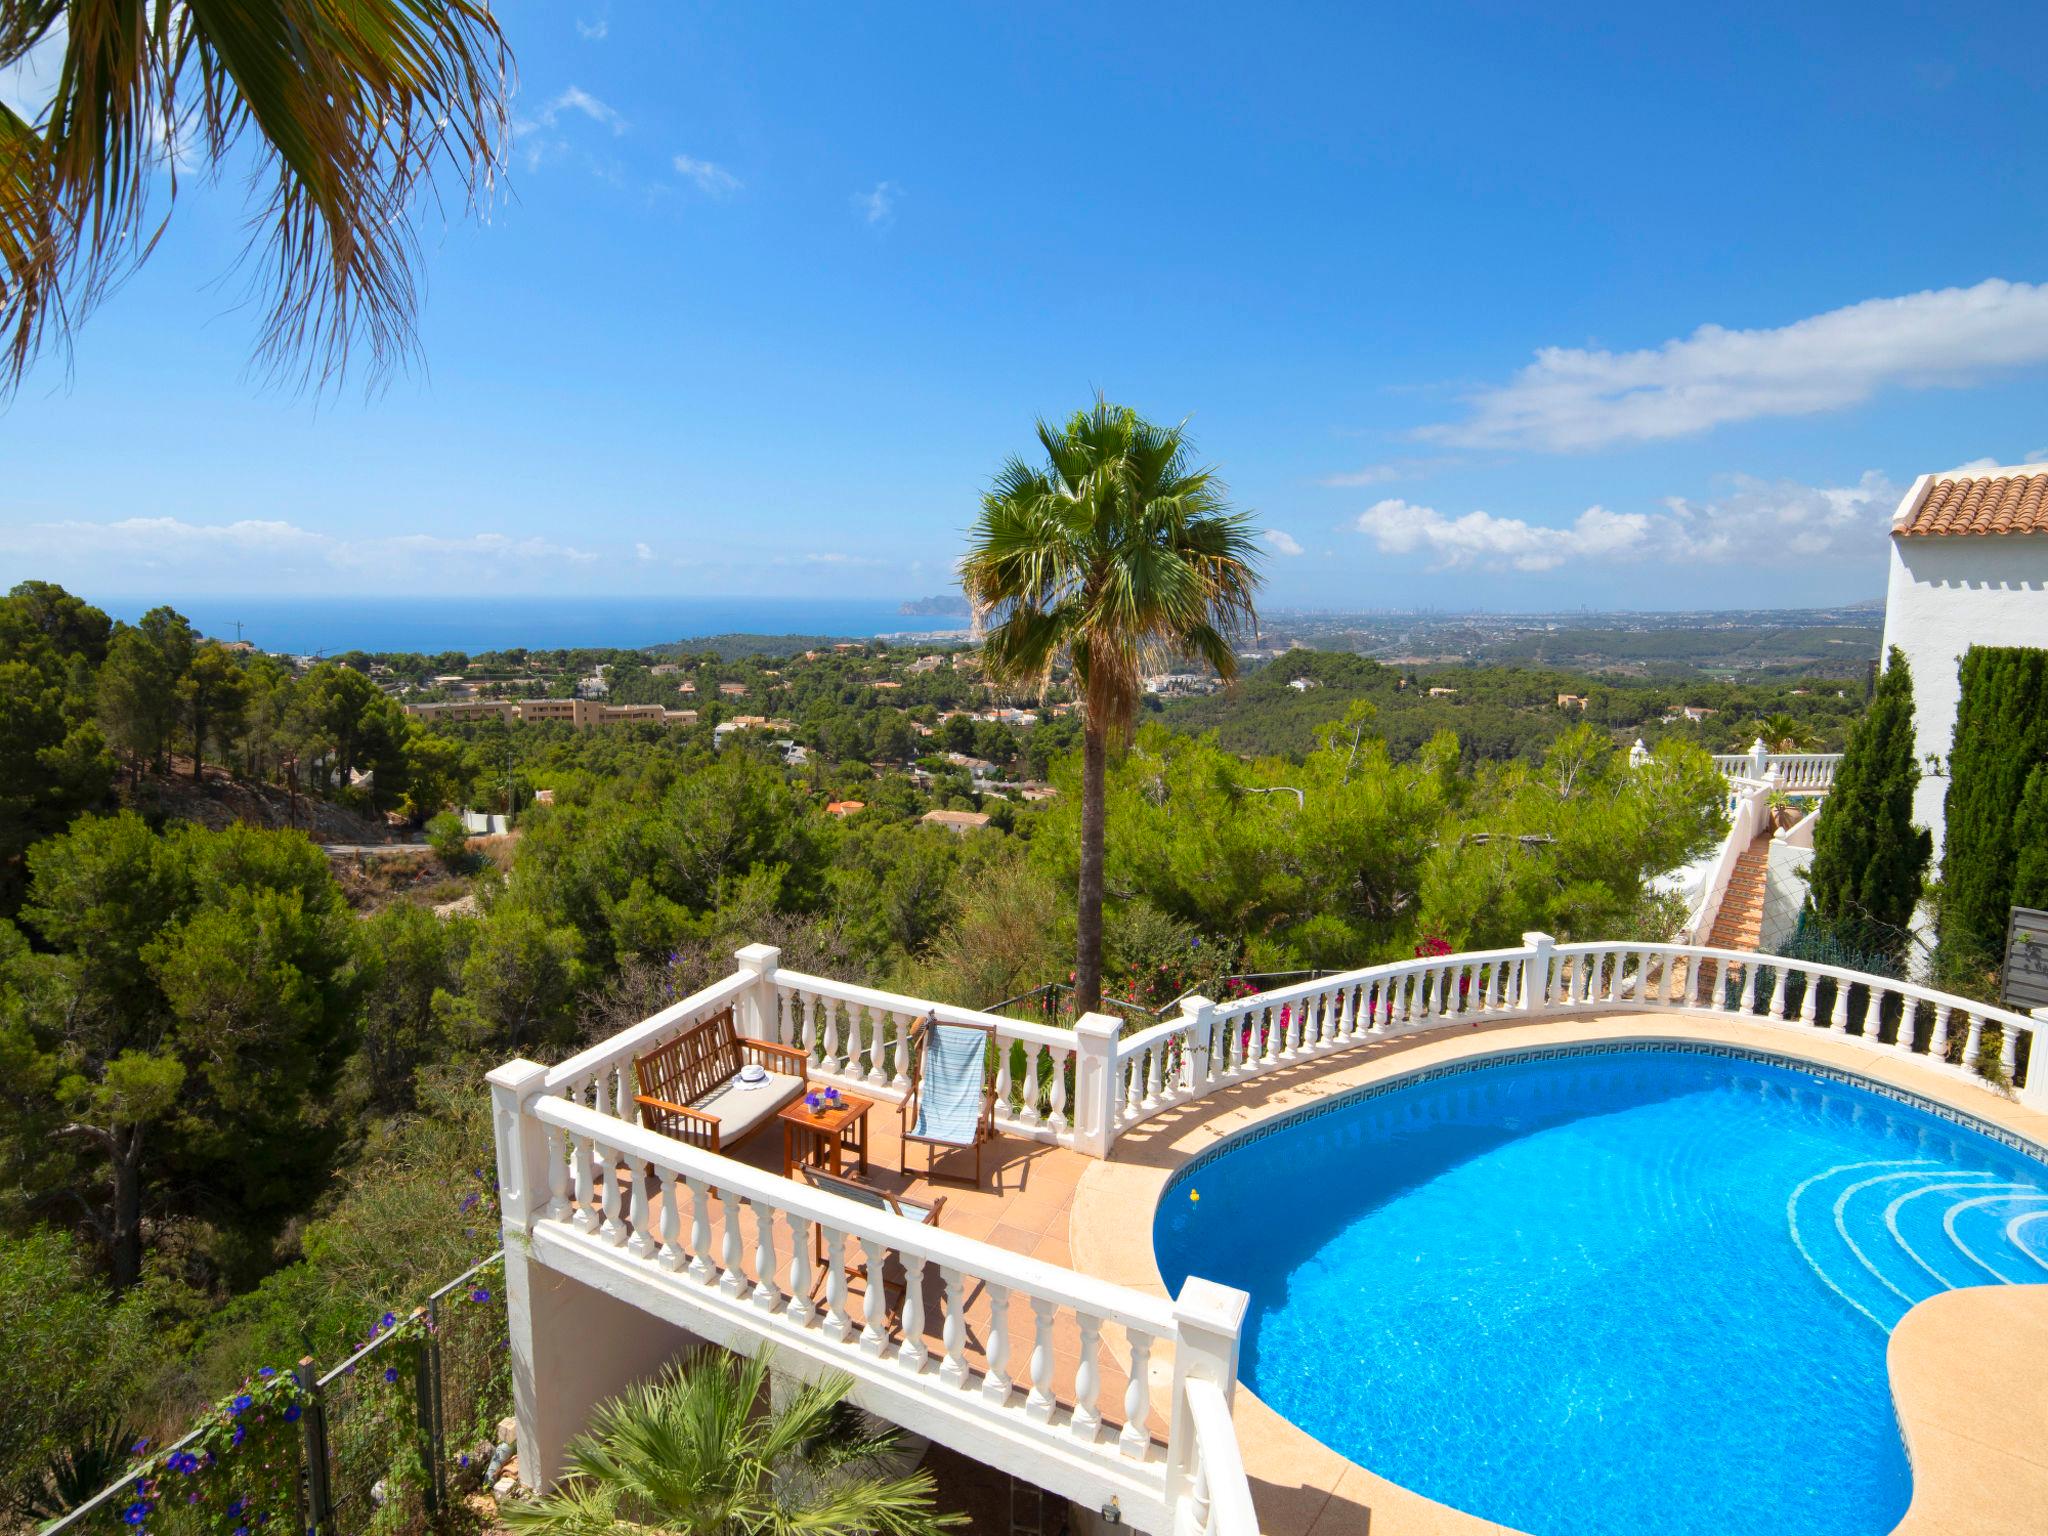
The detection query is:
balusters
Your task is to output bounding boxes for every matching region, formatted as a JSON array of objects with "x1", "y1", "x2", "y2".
[
  {"x1": 993, "y1": 1036, "x2": 1014, "y2": 1122},
  {"x1": 981, "y1": 1282, "x2": 1013, "y2": 1403},
  {"x1": 938, "y1": 1267, "x2": 969, "y2": 1387},
  {"x1": 898, "y1": 1253, "x2": 929, "y2": 1372},
  {"x1": 1999, "y1": 1023, "x2": 2021, "y2": 1084},
  {"x1": 1124, "y1": 1052, "x2": 1145, "y2": 1118},
  {"x1": 1119, "y1": 1332, "x2": 1153, "y2": 1457},
  {"x1": 799, "y1": 992, "x2": 821, "y2": 1070},
  {"x1": 857, "y1": 1003, "x2": 880, "y2": 1084},
  {"x1": 745, "y1": 1204, "x2": 774, "y2": 1310},
  {"x1": 719, "y1": 1190, "x2": 747, "y2": 1298},
  {"x1": 1025, "y1": 1297, "x2": 1057, "y2": 1422},
  {"x1": 1071, "y1": 1315, "x2": 1103, "y2": 1442},
  {"x1": 571, "y1": 1127, "x2": 597, "y2": 1232},
  {"x1": 1028, "y1": 1044, "x2": 1052, "y2": 1127},
  {"x1": 1829, "y1": 978, "x2": 1850, "y2": 1033},
  {"x1": 596, "y1": 1142, "x2": 624, "y2": 1245},
  {"x1": 785, "y1": 1215, "x2": 813, "y2": 1325},
  {"x1": 858, "y1": 1236, "x2": 890, "y2": 1355},
  {"x1": 823, "y1": 999, "x2": 845, "y2": 1076},
  {"x1": 626, "y1": 1161, "x2": 655, "y2": 1259},
  {"x1": 1739, "y1": 961, "x2": 1759, "y2": 1015},
  {"x1": 819, "y1": 1226, "x2": 850, "y2": 1341},
  {"x1": 1048, "y1": 1048, "x2": 1070, "y2": 1132},
  {"x1": 1932, "y1": 1003, "x2": 1955, "y2": 1062},
  {"x1": 686, "y1": 1177, "x2": 714, "y2": 1284},
  {"x1": 545, "y1": 1122, "x2": 571, "y2": 1221},
  {"x1": 1961, "y1": 1012, "x2": 1986, "y2": 1080},
  {"x1": 890, "y1": 1011, "x2": 913, "y2": 1090},
  {"x1": 1144, "y1": 1041, "x2": 1165, "y2": 1108},
  {"x1": 655, "y1": 1169, "x2": 684, "y2": 1271}
]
